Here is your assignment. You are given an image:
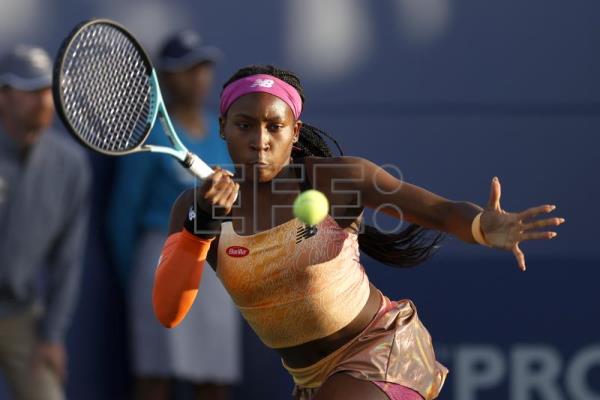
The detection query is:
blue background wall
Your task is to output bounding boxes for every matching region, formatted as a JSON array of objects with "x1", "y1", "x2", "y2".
[{"x1": 0, "y1": 1, "x2": 598, "y2": 399}]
